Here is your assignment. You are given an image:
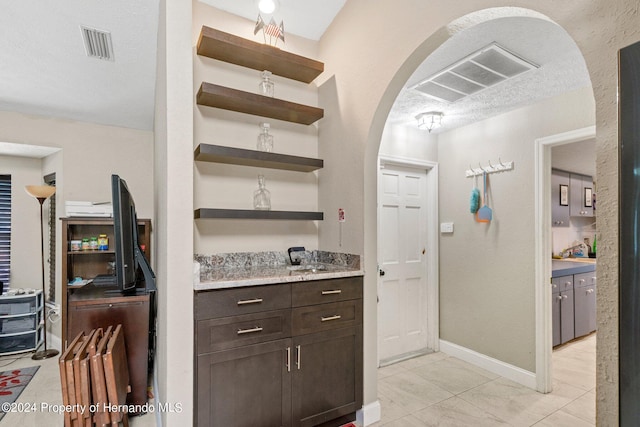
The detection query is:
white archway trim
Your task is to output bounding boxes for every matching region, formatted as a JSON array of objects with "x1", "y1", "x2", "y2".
[{"x1": 534, "y1": 125, "x2": 596, "y2": 393}]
